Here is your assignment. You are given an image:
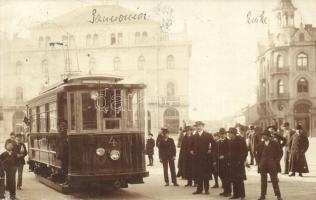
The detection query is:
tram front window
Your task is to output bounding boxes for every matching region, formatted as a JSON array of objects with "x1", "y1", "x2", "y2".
[{"x1": 82, "y1": 93, "x2": 97, "y2": 130}]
